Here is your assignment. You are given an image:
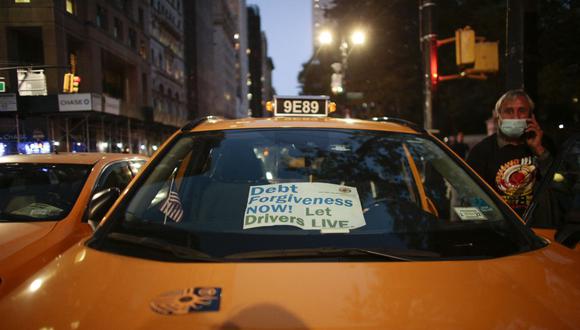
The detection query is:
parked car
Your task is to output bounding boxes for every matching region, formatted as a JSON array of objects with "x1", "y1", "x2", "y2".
[
  {"x1": 0, "y1": 98, "x2": 578, "y2": 329},
  {"x1": 525, "y1": 133, "x2": 580, "y2": 250},
  {"x1": 0, "y1": 152, "x2": 148, "y2": 297}
]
